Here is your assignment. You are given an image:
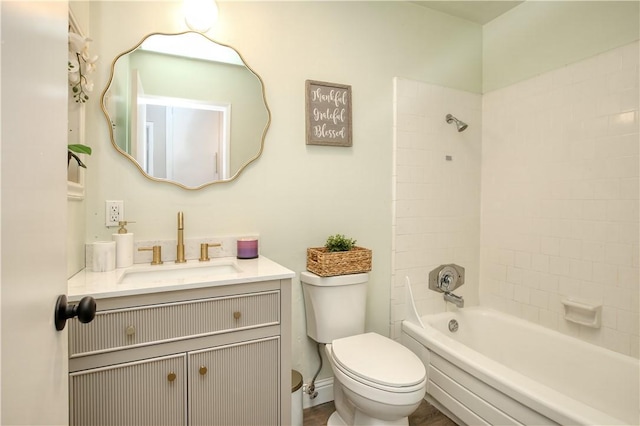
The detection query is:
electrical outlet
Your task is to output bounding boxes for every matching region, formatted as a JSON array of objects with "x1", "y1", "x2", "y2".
[{"x1": 105, "y1": 200, "x2": 124, "y2": 227}]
